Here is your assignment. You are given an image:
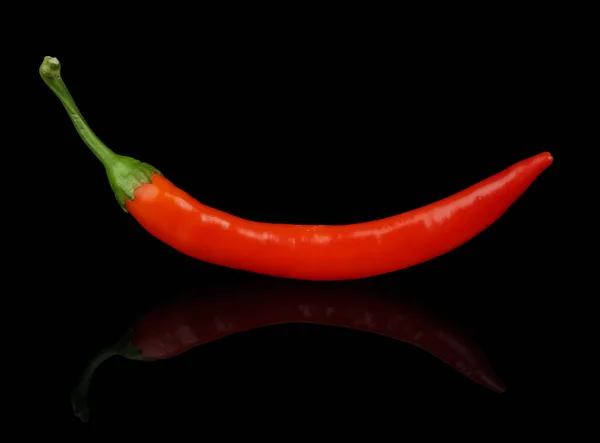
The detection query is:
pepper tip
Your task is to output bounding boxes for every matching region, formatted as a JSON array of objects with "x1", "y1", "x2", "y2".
[{"x1": 533, "y1": 151, "x2": 553, "y2": 171}]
